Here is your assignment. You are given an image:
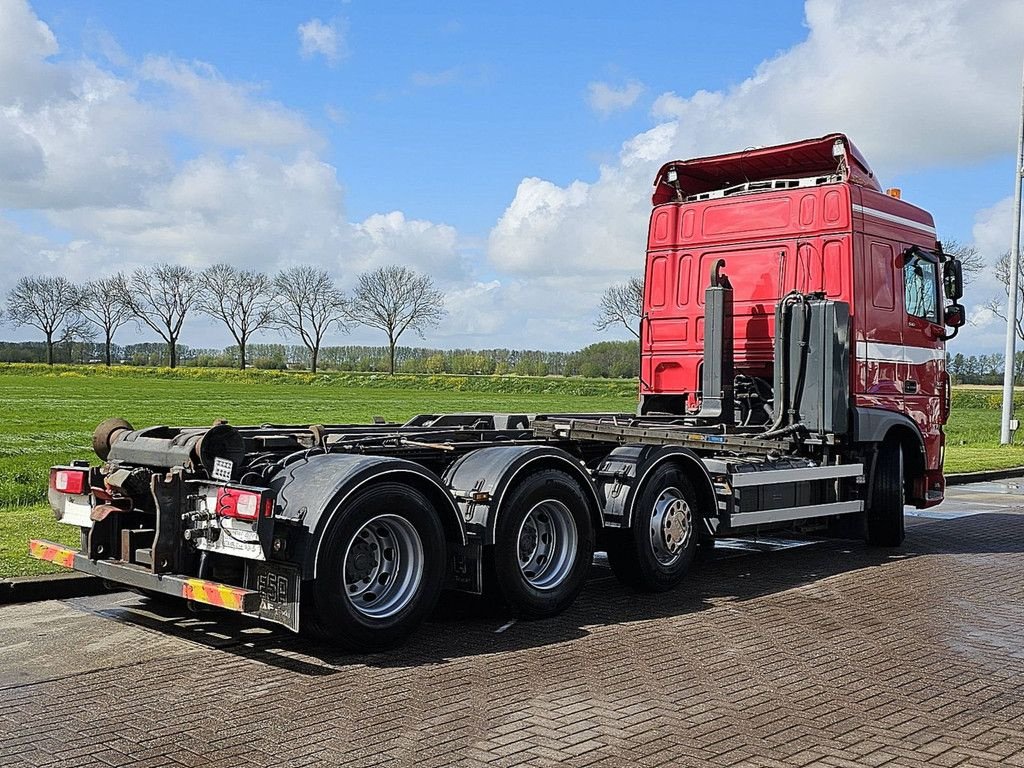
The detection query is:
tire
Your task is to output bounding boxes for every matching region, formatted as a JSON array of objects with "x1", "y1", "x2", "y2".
[
  {"x1": 491, "y1": 469, "x2": 595, "y2": 618},
  {"x1": 865, "y1": 441, "x2": 906, "y2": 547},
  {"x1": 302, "y1": 482, "x2": 446, "y2": 652},
  {"x1": 606, "y1": 465, "x2": 699, "y2": 592}
]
